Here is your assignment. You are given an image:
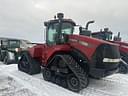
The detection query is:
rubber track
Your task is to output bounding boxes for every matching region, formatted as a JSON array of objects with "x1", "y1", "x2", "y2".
[
  {"x1": 58, "y1": 54, "x2": 88, "y2": 90},
  {"x1": 121, "y1": 52, "x2": 128, "y2": 64}
]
